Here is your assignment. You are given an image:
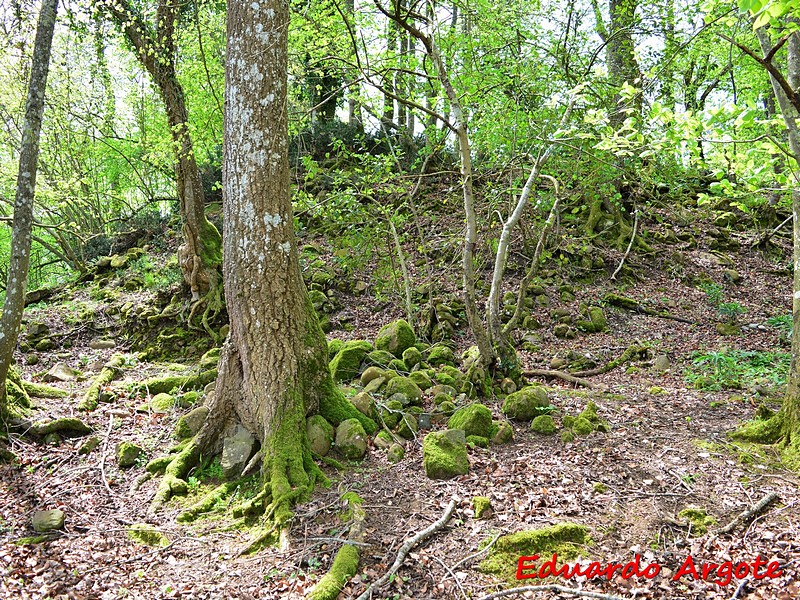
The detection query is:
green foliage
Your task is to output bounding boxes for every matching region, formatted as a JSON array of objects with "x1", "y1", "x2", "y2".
[
  {"x1": 686, "y1": 350, "x2": 791, "y2": 390},
  {"x1": 700, "y1": 282, "x2": 724, "y2": 307},
  {"x1": 767, "y1": 313, "x2": 792, "y2": 340}
]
